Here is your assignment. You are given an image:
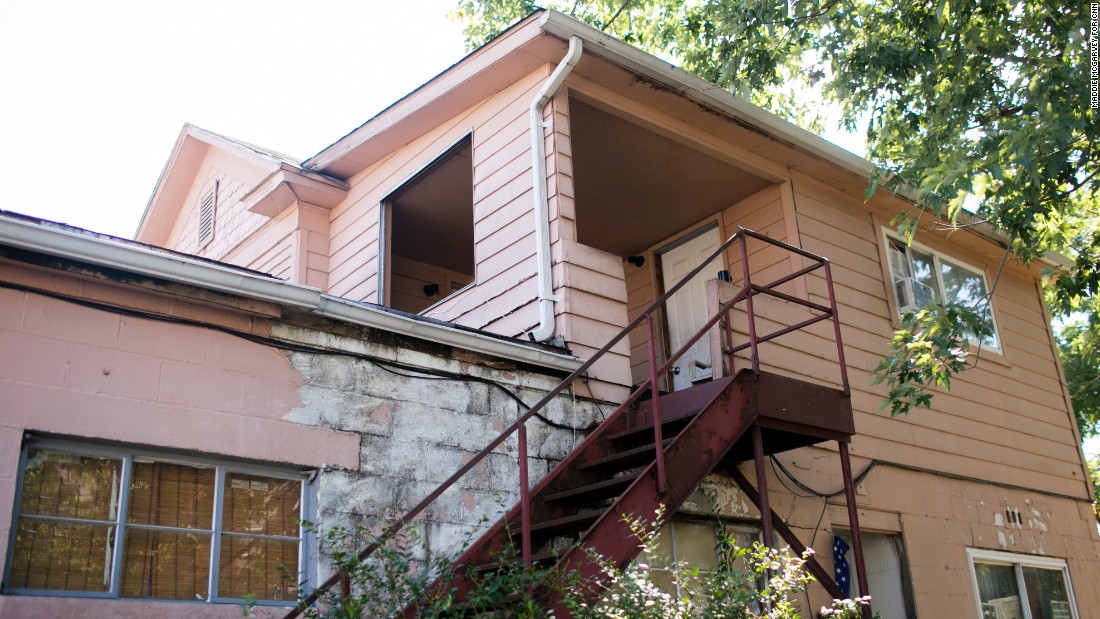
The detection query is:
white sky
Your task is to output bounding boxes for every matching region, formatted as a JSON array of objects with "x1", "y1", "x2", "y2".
[
  {"x1": 1, "y1": 2, "x2": 1095, "y2": 459},
  {"x1": 0, "y1": 0, "x2": 469, "y2": 238}
]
